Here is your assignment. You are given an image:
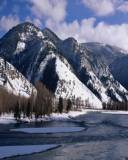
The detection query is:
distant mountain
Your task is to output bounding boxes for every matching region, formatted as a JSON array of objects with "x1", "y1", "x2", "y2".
[
  {"x1": 0, "y1": 57, "x2": 36, "y2": 97},
  {"x1": 0, "y1": 22, "x2": 128, "y2": 108},
  {"x1": 82, "y1": 42, "x2": 128, "y2": 90}
]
